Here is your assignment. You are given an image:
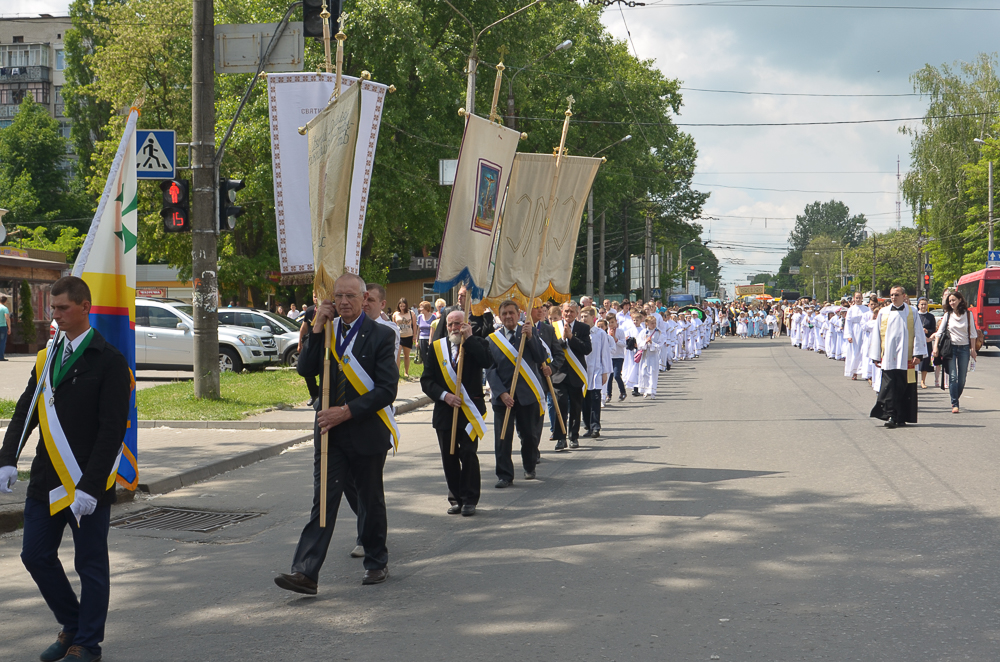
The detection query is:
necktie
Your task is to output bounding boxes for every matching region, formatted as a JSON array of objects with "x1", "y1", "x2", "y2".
[
  {"x1": 334, "y1": 322, "x2": 350, "y2": 405},
  {"x1": 62, "y1": 340, "x2": 72, "y2": 366}
]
